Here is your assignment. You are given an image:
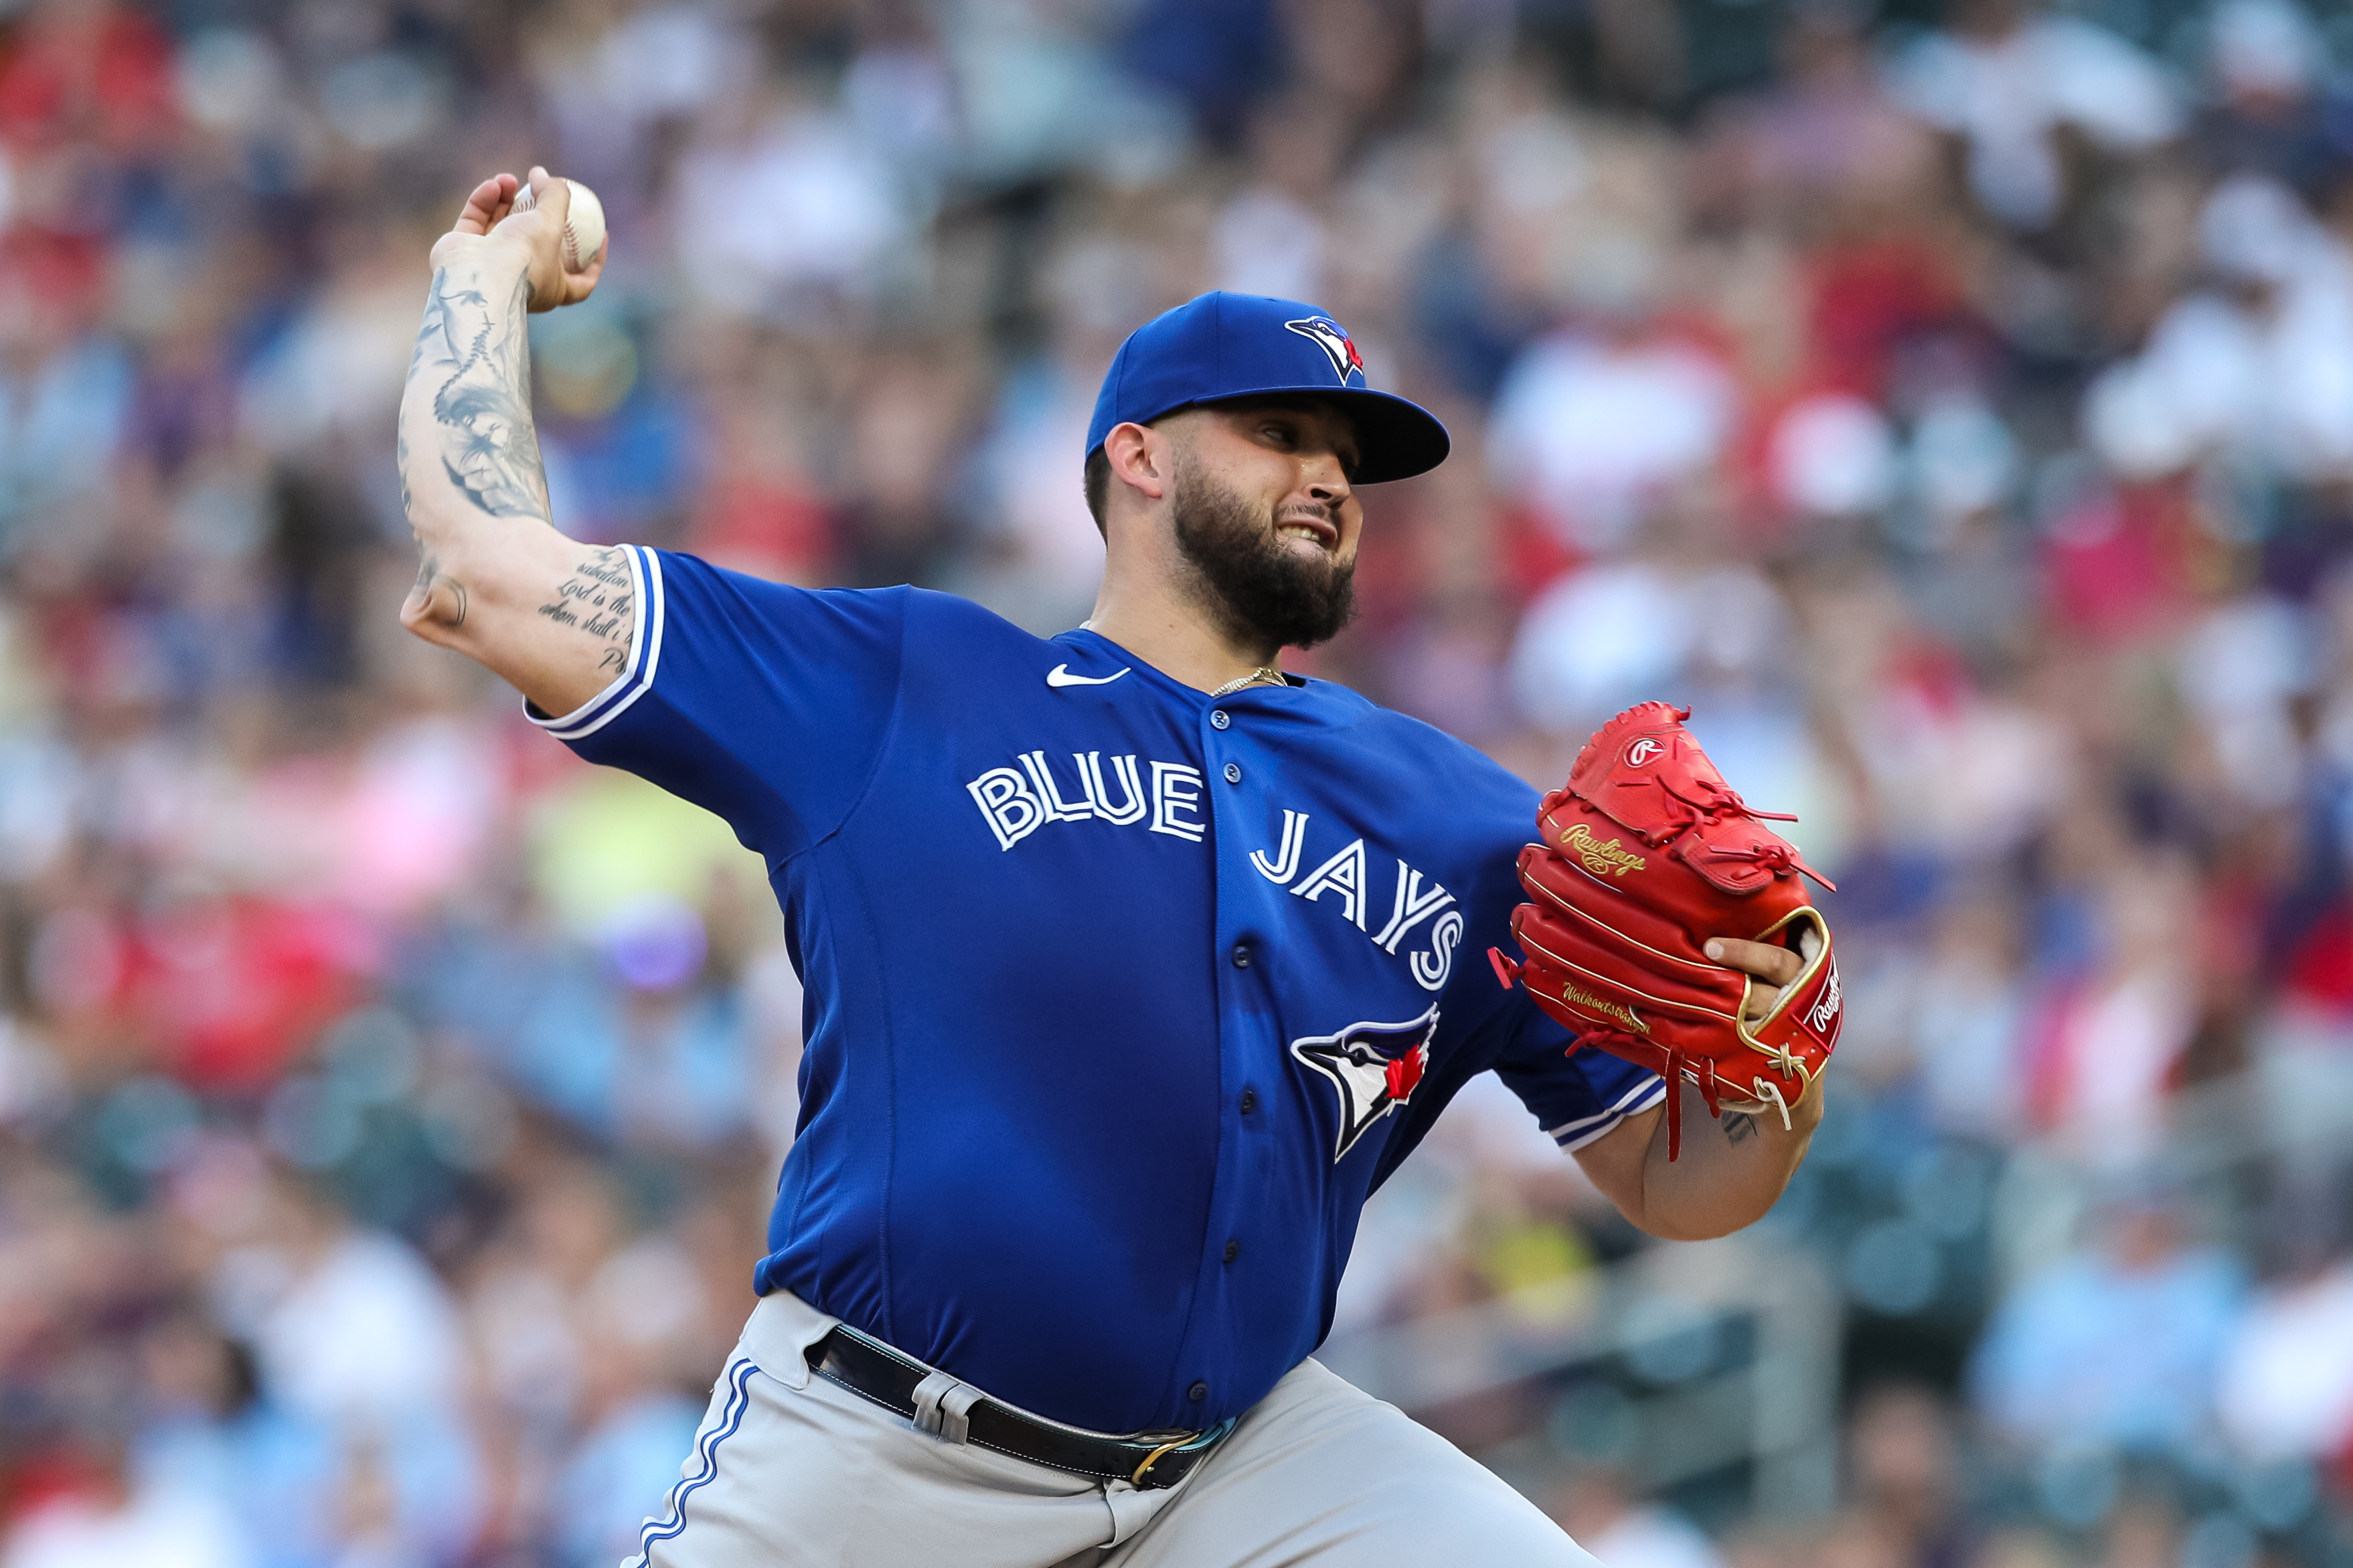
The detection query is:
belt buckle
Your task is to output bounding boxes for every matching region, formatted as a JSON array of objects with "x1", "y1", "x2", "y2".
[
  {"x1": 1129, "y1": 1433, "x2": 1196, "y2": 1486},
  {"x1": 1129, "y1": 1417, "x2": 1236, "y2": 1486}
]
